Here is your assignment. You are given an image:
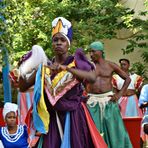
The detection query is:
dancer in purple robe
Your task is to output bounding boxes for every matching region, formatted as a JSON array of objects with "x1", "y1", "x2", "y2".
[{"x1": 12, "y1": 17, "x2": 107, "y2": 148}]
